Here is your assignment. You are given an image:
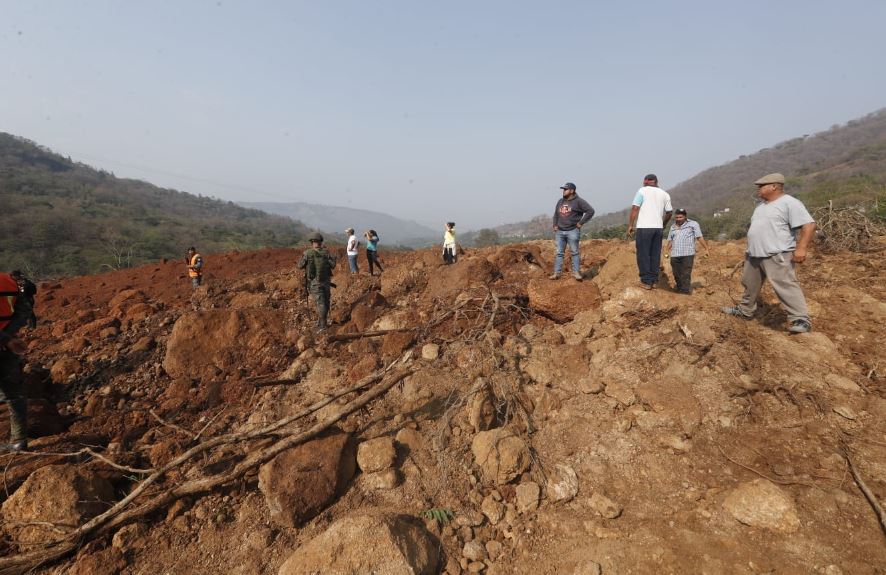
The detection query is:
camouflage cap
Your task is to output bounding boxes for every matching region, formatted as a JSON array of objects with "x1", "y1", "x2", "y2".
[
  {"x1": 754, "y1": 173, "x2": 785, "y2": 186},
  {"x1": 308, "y1": 232, "x2": 324, "y2": 243}
]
